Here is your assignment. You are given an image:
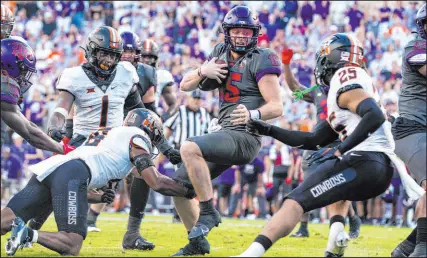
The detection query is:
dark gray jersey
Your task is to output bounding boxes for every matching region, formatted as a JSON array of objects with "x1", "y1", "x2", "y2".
[
  {"x1": 208, "y1": 43, "x2": 282, "y2": 131},
  {"x1": 136, "y1": 63, "x2": 157, "y2": 98},
  {"x1": 399, "y1": 33, "x2": 426, "y2": 126}
]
